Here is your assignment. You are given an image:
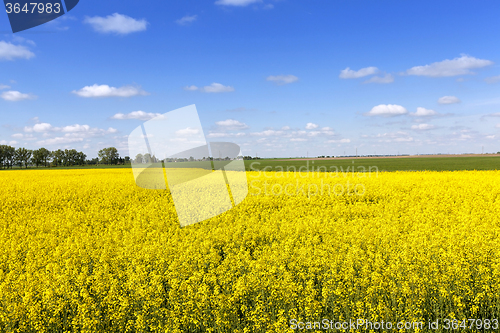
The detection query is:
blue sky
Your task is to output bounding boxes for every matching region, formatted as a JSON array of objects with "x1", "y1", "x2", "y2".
[{"x1": 1, "y1": 0, "x2": 500, "y2": 158}]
